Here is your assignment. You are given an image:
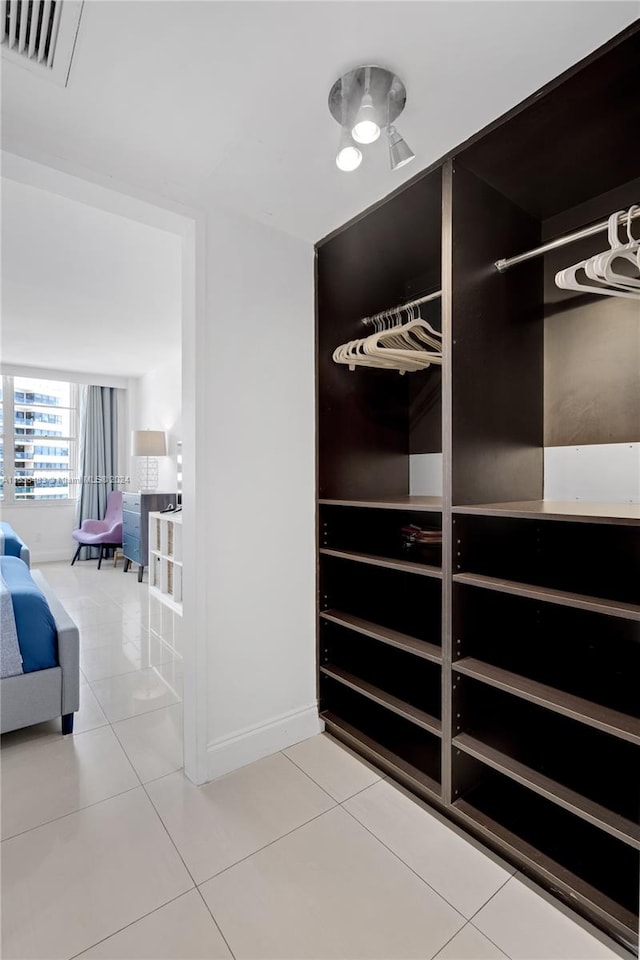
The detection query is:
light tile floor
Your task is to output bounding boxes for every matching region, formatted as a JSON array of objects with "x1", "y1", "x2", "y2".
[{"x1": 0, "y1": 561, "x2": 635, "y2": 960}]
